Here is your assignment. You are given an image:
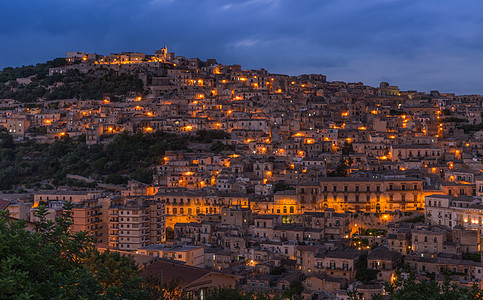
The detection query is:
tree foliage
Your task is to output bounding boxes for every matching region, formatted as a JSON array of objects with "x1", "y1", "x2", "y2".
[
  {"x1": 0, "y1": 129, "x2": 188, "y2": 189},
  {"x1": 380, "y1": 274, "x2": 483, "y2": 300},
  {"x1": 328, "y1": 157, "x2": 353, "y2": 177},
  {"x1": 341, "y1": 141, "x2": 355, "y2": 155},
  {"x1": 355, "y1": 253, "x2": 379, "y2": 284},
  {"x1": 0, "y1": 202, "x2": 146, "y2": 299},
  {"x1": 0, "y1": 67, "x2": 144, "y2": 102}
]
